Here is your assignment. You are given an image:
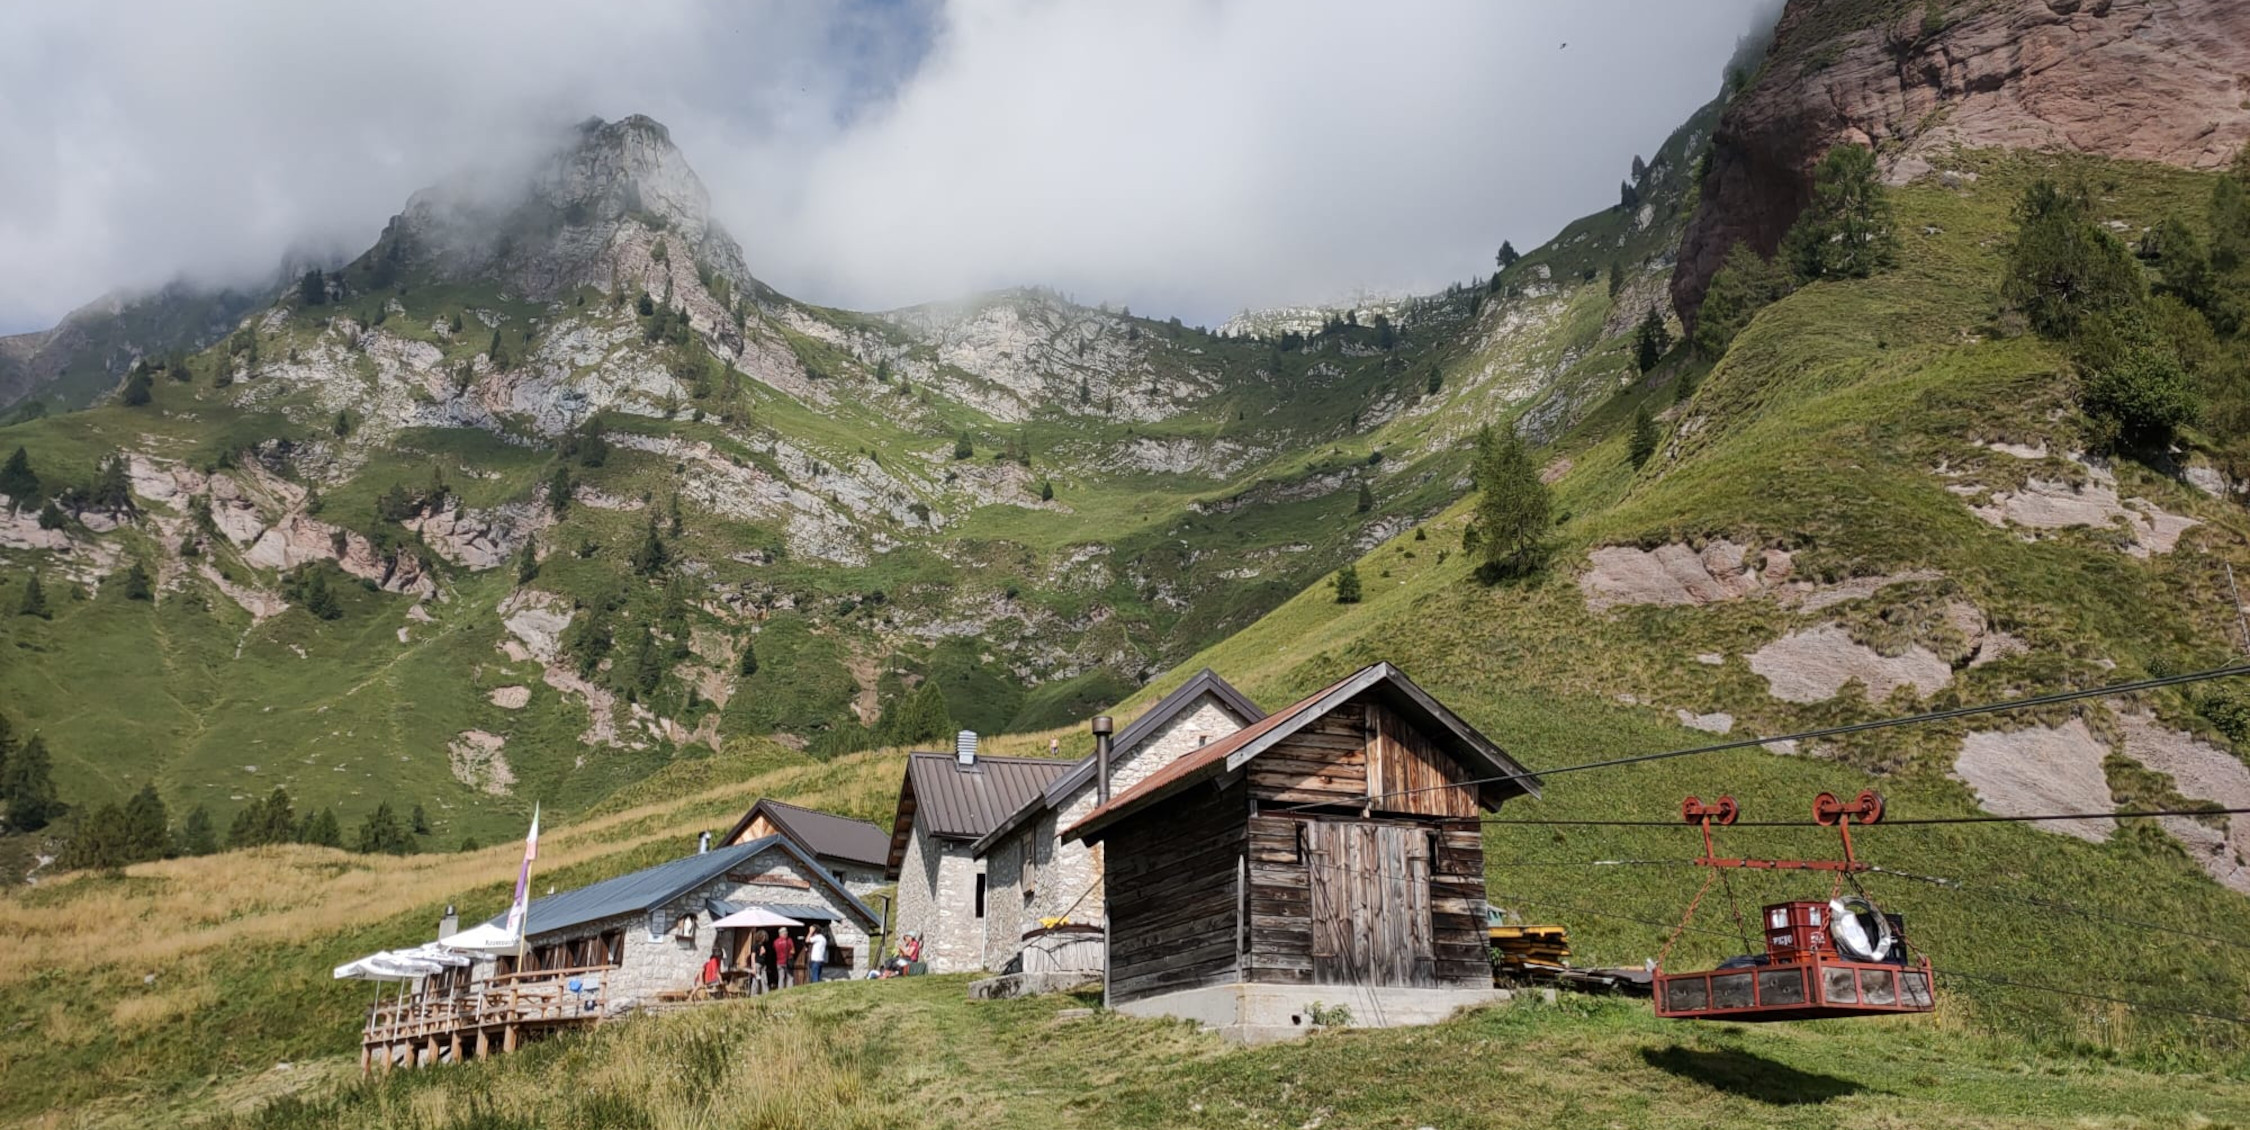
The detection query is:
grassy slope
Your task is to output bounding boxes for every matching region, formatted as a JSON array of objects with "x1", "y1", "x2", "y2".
[
  {"x1": 1119, "y1": 149, "x2": 2250, "y2": 1054},
  {"x1": 201, "y1": 979, "x2": 2250, "y2": 1130}
]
